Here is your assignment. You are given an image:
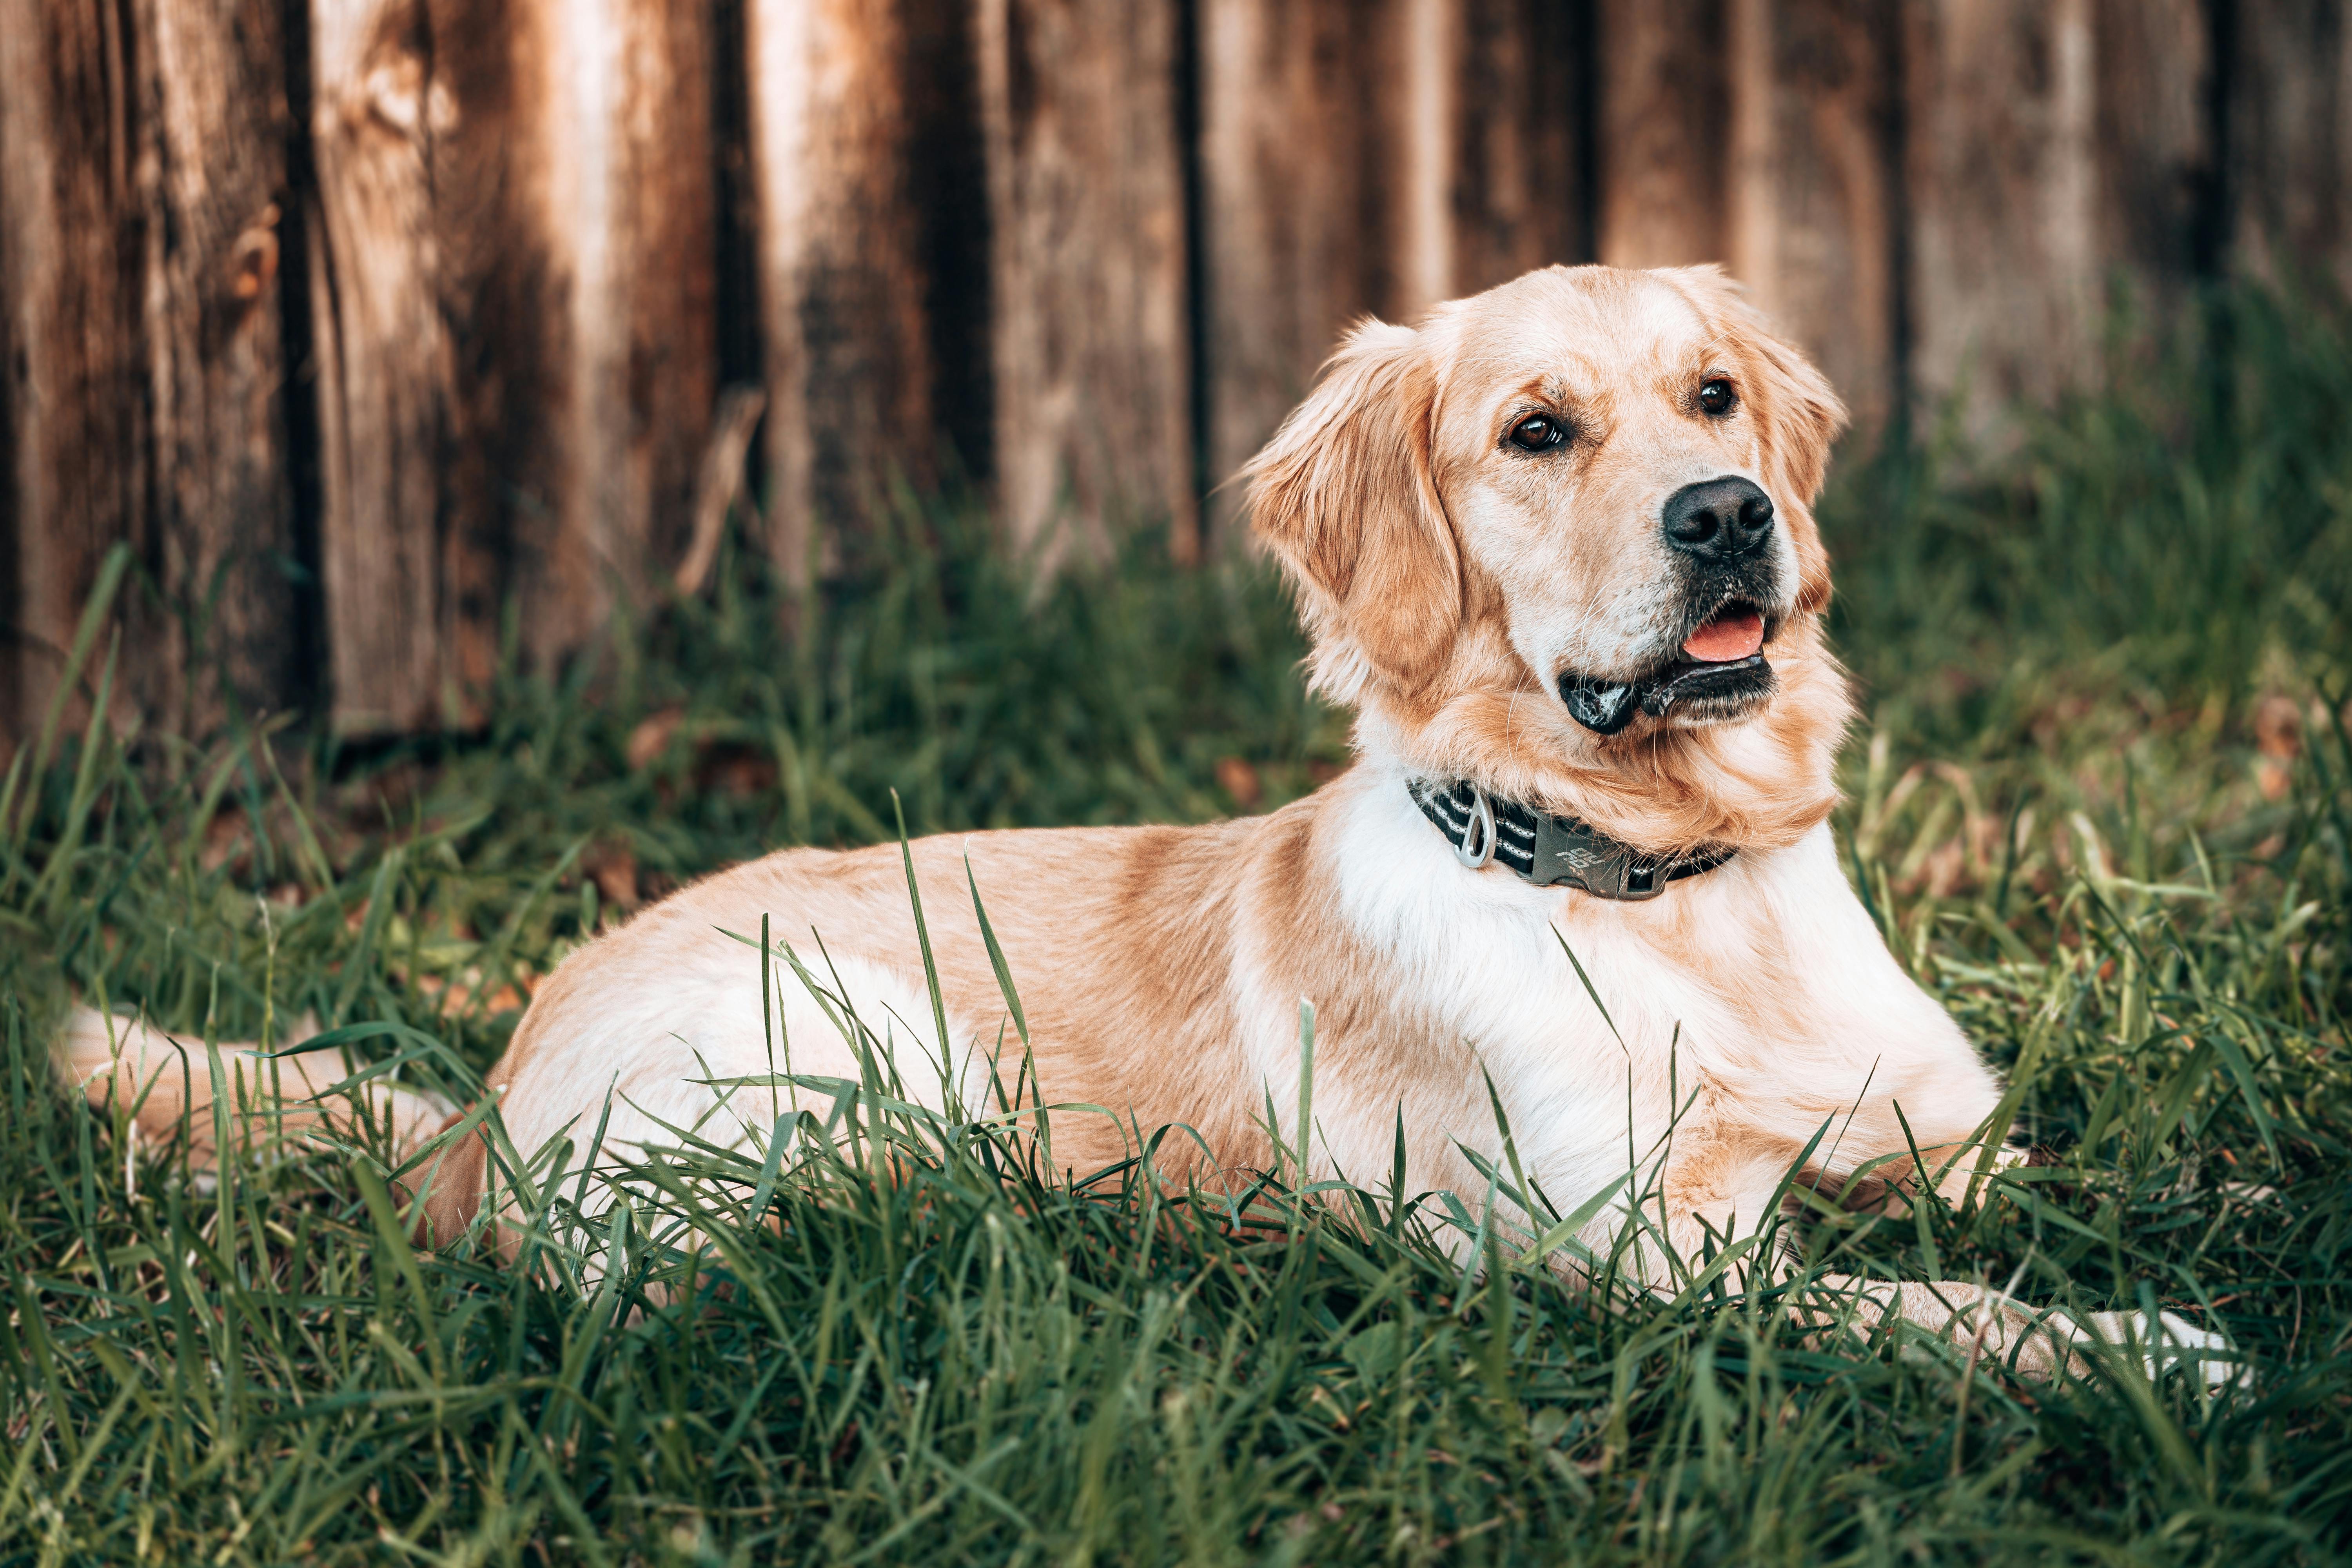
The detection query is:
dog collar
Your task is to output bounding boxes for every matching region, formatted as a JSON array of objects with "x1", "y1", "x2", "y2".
[{"x1": 1406, "y1": 778, "x2": 1736, "y2": 900}]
